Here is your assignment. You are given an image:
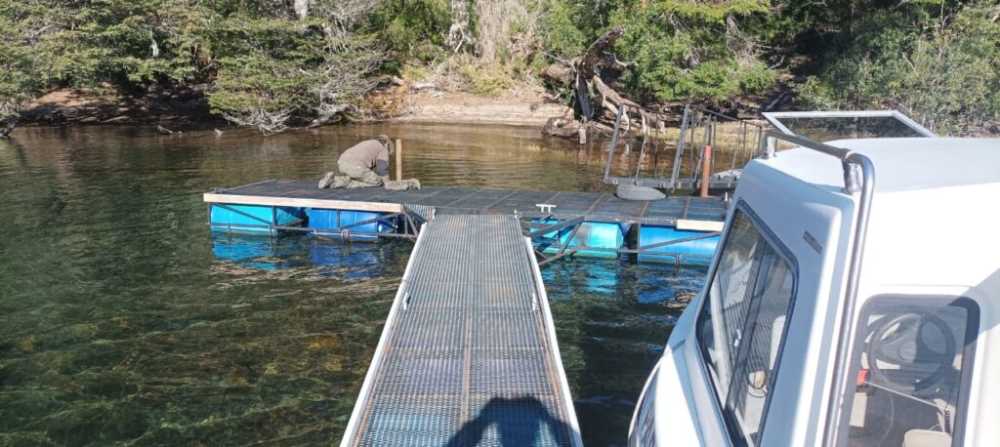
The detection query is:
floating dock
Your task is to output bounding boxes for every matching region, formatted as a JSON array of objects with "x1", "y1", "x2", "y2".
[
  {"x1": 204, "y1": 179, "x2": 727, "y2": 266},
  {"x1": 340, "y1": 214, "x2": 581, "y2": 446},
  {"x1": 202, "y1": 180, "x2": 729, "y2": 445}
]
